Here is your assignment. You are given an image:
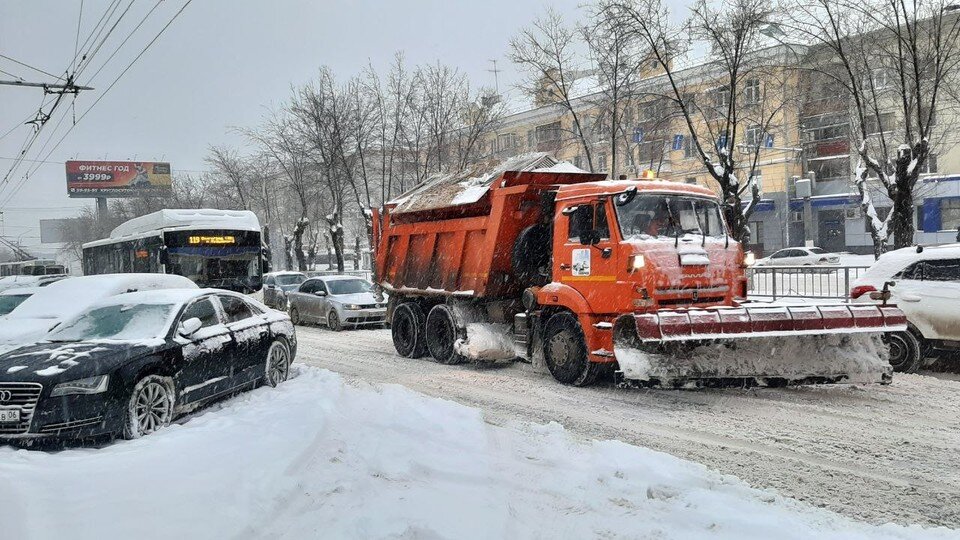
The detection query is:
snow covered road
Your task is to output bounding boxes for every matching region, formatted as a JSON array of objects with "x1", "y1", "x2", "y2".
[
  {"x1": 296, "y1": 326, "x2": 960, "y2": 529},
  {"x1": 2, "y1": 366, "x2": 953, "y2": 539}
]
